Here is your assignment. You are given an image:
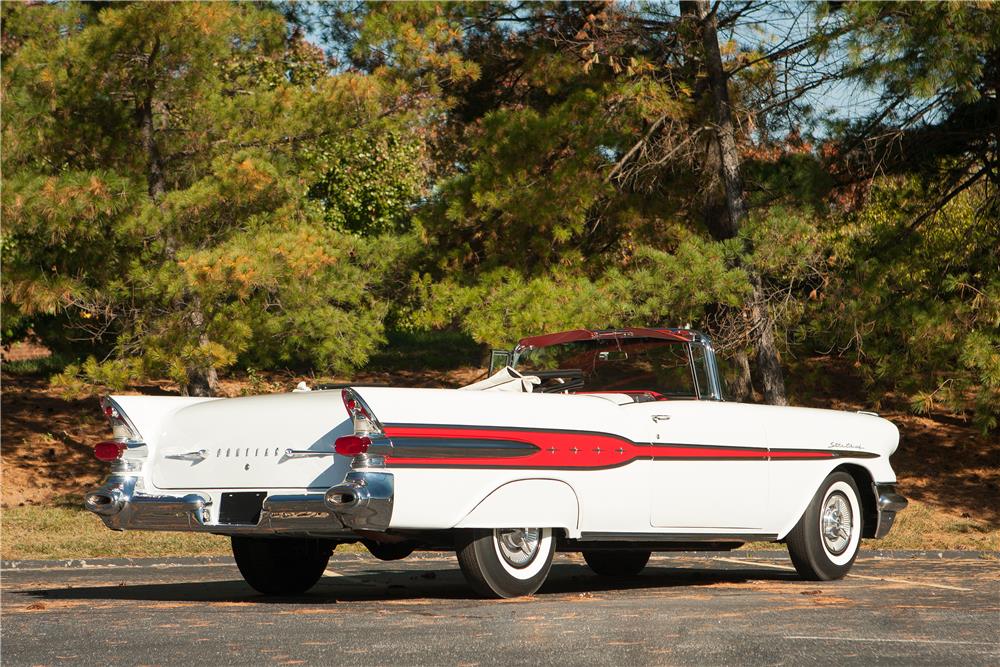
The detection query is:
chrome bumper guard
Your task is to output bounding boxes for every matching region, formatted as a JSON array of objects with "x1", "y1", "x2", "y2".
[
  {"x1": 874, "y1": 483, "x2": 908, "y2": 539},
  {"x1": 84, "y1": 476, "x2": 352, "y2": 537},
  {"x1": 324, "y1": 471, "x2": 394, "y2": 531}
]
